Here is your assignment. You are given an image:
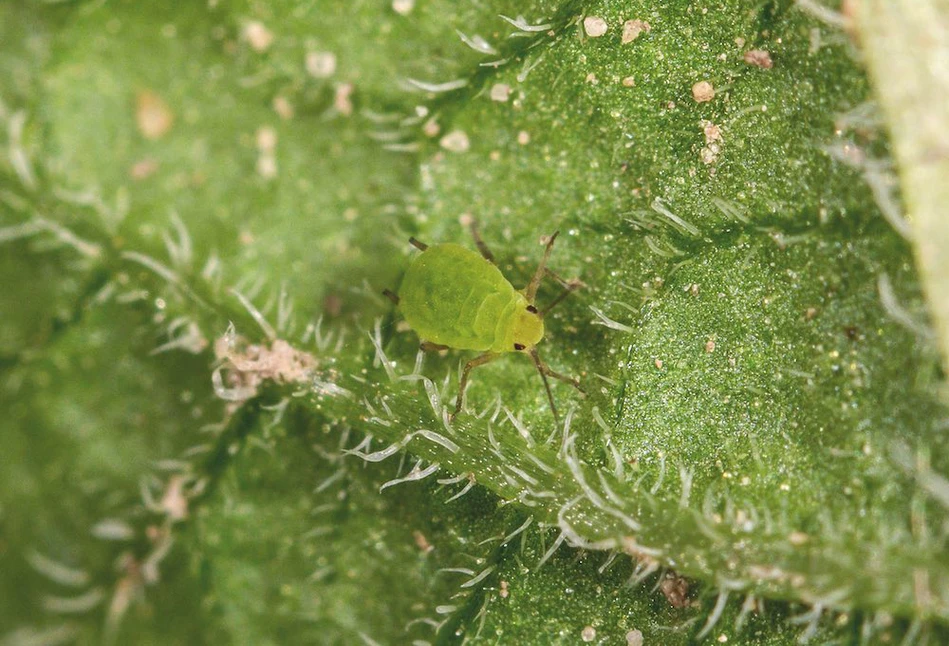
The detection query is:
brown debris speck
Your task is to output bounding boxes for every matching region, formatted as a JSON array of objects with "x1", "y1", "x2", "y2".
[
  {"x1": 422, "y1": 118, "x2": 440, "y2": 138},
  {"x1": 334, "y1": 82, "x2": 354, "y2": 116},
  {"x1": 490, "y1": 83, "x2": 511, "y2": 102},
  {"x1": 160, "y1": 475, "x2": 189, "y2": 522},
  {"x1": 440, "y1": 130, "x2": 470, "y2": 153},
  {"x1": 743, "y1": 49, "x2": 773, "y2": 69},
  {"x1": 660, "y1": 571, "x2": 690, "y2": 608},
  {"x1": 691, "y1": 81, "x2": 715, "y2": 103},
  {"x1": 788, "y1": 531, "x2": 809, "y2": 546},
  {"x1": 622, "y1": 19, "x2": 651, "y2": 44},
  {"x1": 413, "y1": 530, "x2": 433, "y2": 553},
  {"x1": 130, "y1": 159, "x2": 159, "y2": 180},
  {"x1": 702, "y1": 121, "x2": 722, "y2": 143},
  {"x1": 272, "y1": 96, "x2": 295, "y2": 120},
  {"x1": 213, "y1": 332, "x2": 318, "y2": 407},
  {"x1": 136, "y1": 90, "x2": 174, "y2": 140},
  {"x1": 256, "y1": 126, "x2": 277, "y2": 152}
]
